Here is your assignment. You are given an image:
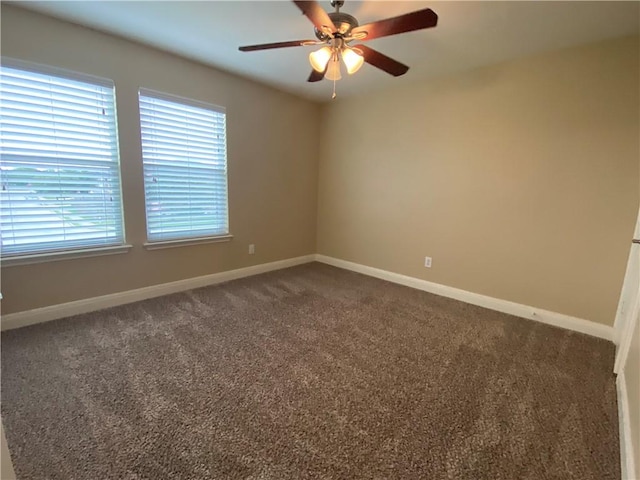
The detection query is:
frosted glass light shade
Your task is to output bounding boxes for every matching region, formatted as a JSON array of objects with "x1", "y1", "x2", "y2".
[
  {"x1": 325, "y1": 58, "x2": 342, "y2": 81},
  {"x1": 309, "y1": 47, "x2": 332, "y2": 72},
  {"x1": 342, "y1": 48, "x2": 364, "y2": 75}
]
